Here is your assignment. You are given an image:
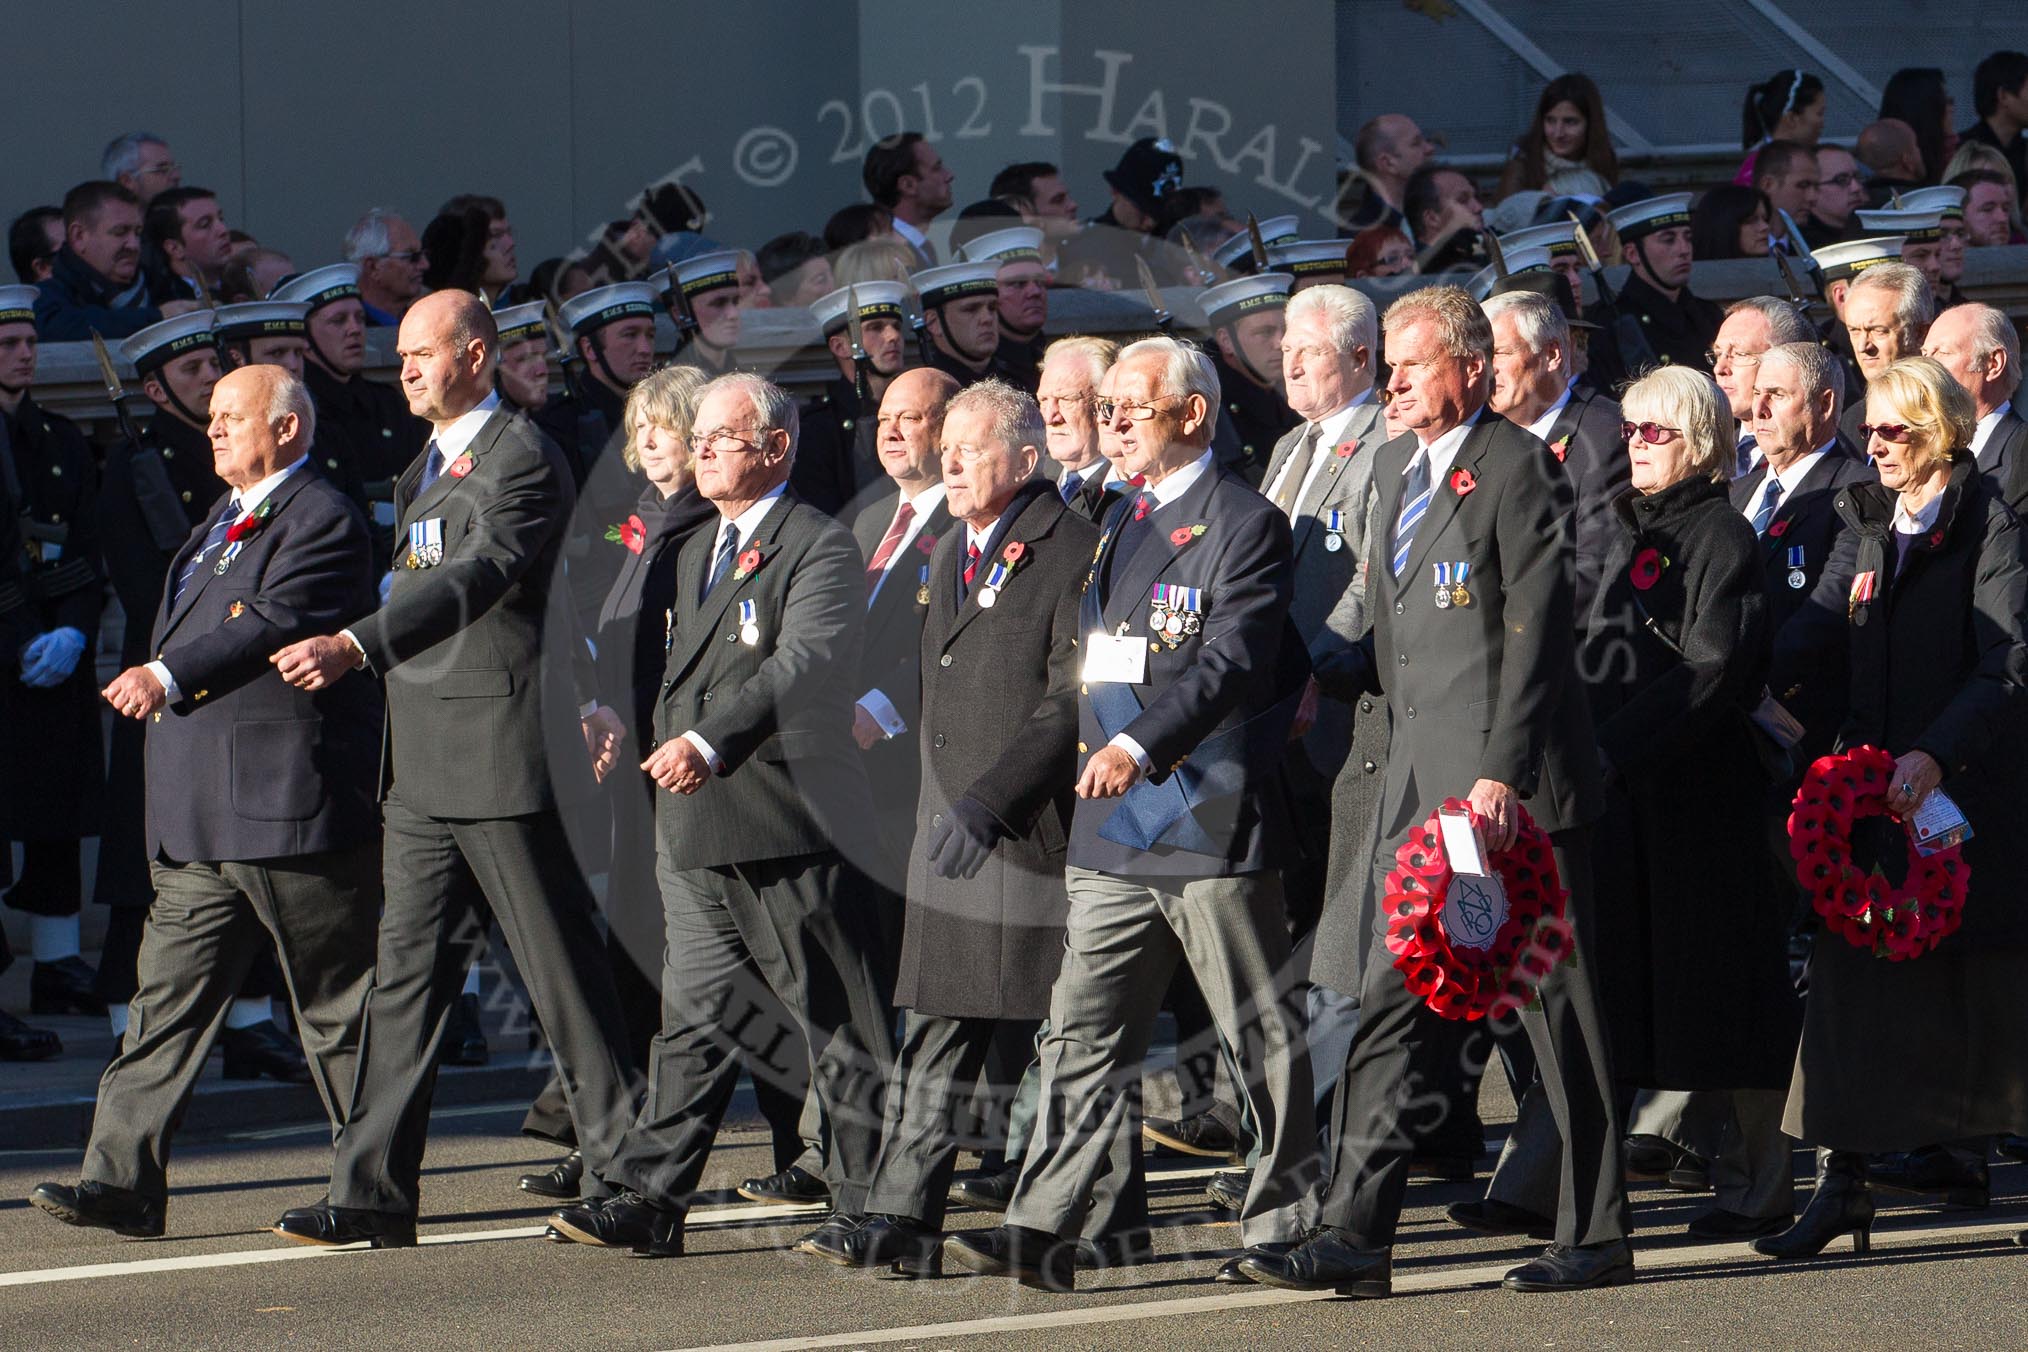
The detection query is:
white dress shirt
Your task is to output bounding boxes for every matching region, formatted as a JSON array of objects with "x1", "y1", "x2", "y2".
[
  {"x1": 1891, "y1": 488, "x2": 1945, "y2": 537},
  {"x1": 681, "y1": 484, "x2": 790, "y2": 771},
  {"x1": 891, "y1": 215, "x2": 934, "y2": 265},
  {"x1": 1409, "y1": 411, "x2": 1480, "y2": 489},
  {"x1": 1522, "y1": 386, "x2": 1575, "y2": 445},
  {"x1": 148, "y1": 456, "x2": 310, "y2": 702},
  {"x1": 857, "y1": 481, "x2": 949, "y2": 738},
  {"x1": 1108, "y1": 450, "x2": 1214, "y2": 773},
  {"x1": 1971, "y1": 400, "x2": 2013, "y2": 466},
  {"x1": 1738, "y1": 443, "x2": 1831, "y2": 523},
  {"x1": 1264, "y1": 391, "x2": 1373, "y2": 520}
]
